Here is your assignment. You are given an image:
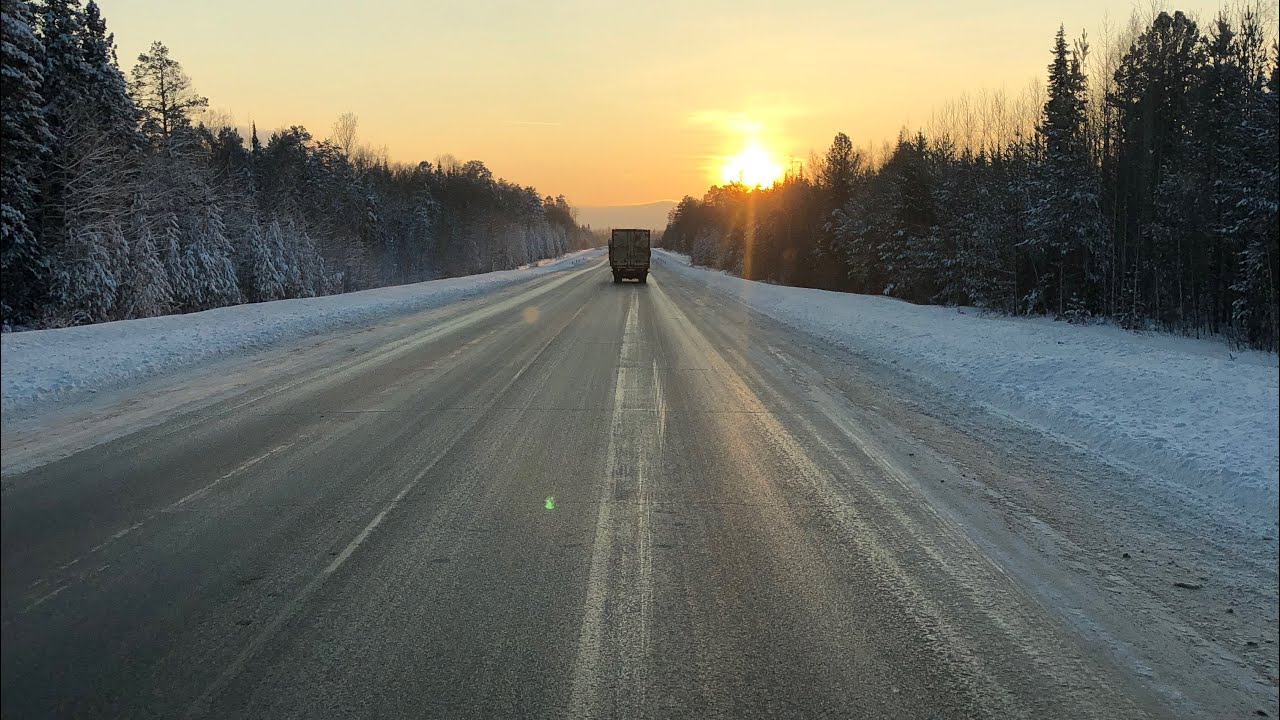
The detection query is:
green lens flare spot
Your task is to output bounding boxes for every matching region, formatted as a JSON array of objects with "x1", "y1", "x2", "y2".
[{"x1": 545, "y1": 496, "x2": 555, "y2": 510}]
